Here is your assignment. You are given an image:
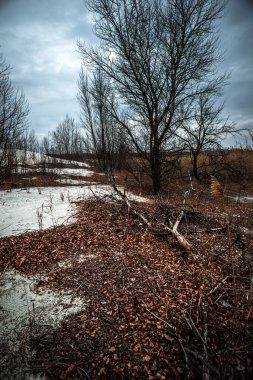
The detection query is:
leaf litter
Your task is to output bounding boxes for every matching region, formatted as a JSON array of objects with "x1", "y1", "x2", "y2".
[{"x1": 0, "y1": 189, "x2": 252, "y2": 379}]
